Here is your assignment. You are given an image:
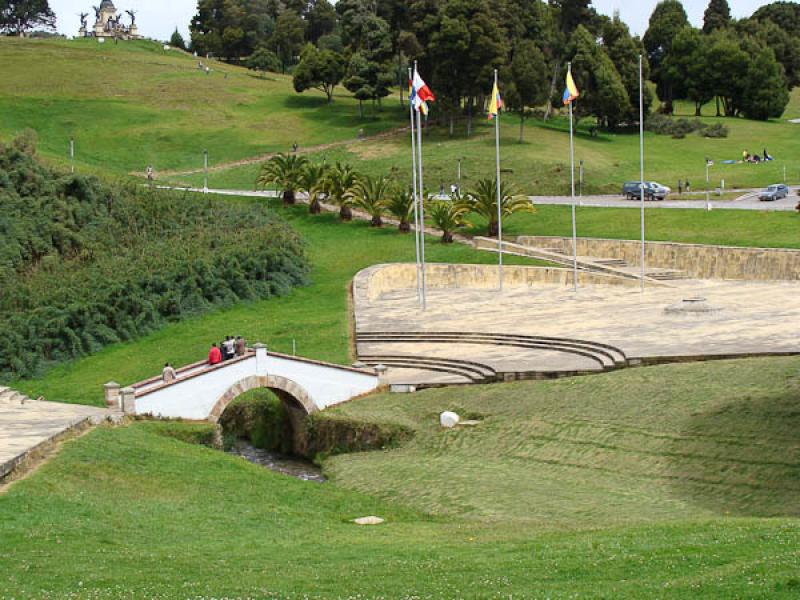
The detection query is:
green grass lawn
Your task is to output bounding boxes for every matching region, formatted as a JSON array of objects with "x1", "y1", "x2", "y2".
[
  {"x1": 169, "y1": 91, "x2": 800, "y2": 196},
  {"x1": 0, "y1": 37, "x2": 404, "y2": 175},
  {"x1": 3, "y1": 357, "x2": 800, "y2": 597},
  {"x1": 2, "y1": 37, "x2": 800, "y2": 197}
]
